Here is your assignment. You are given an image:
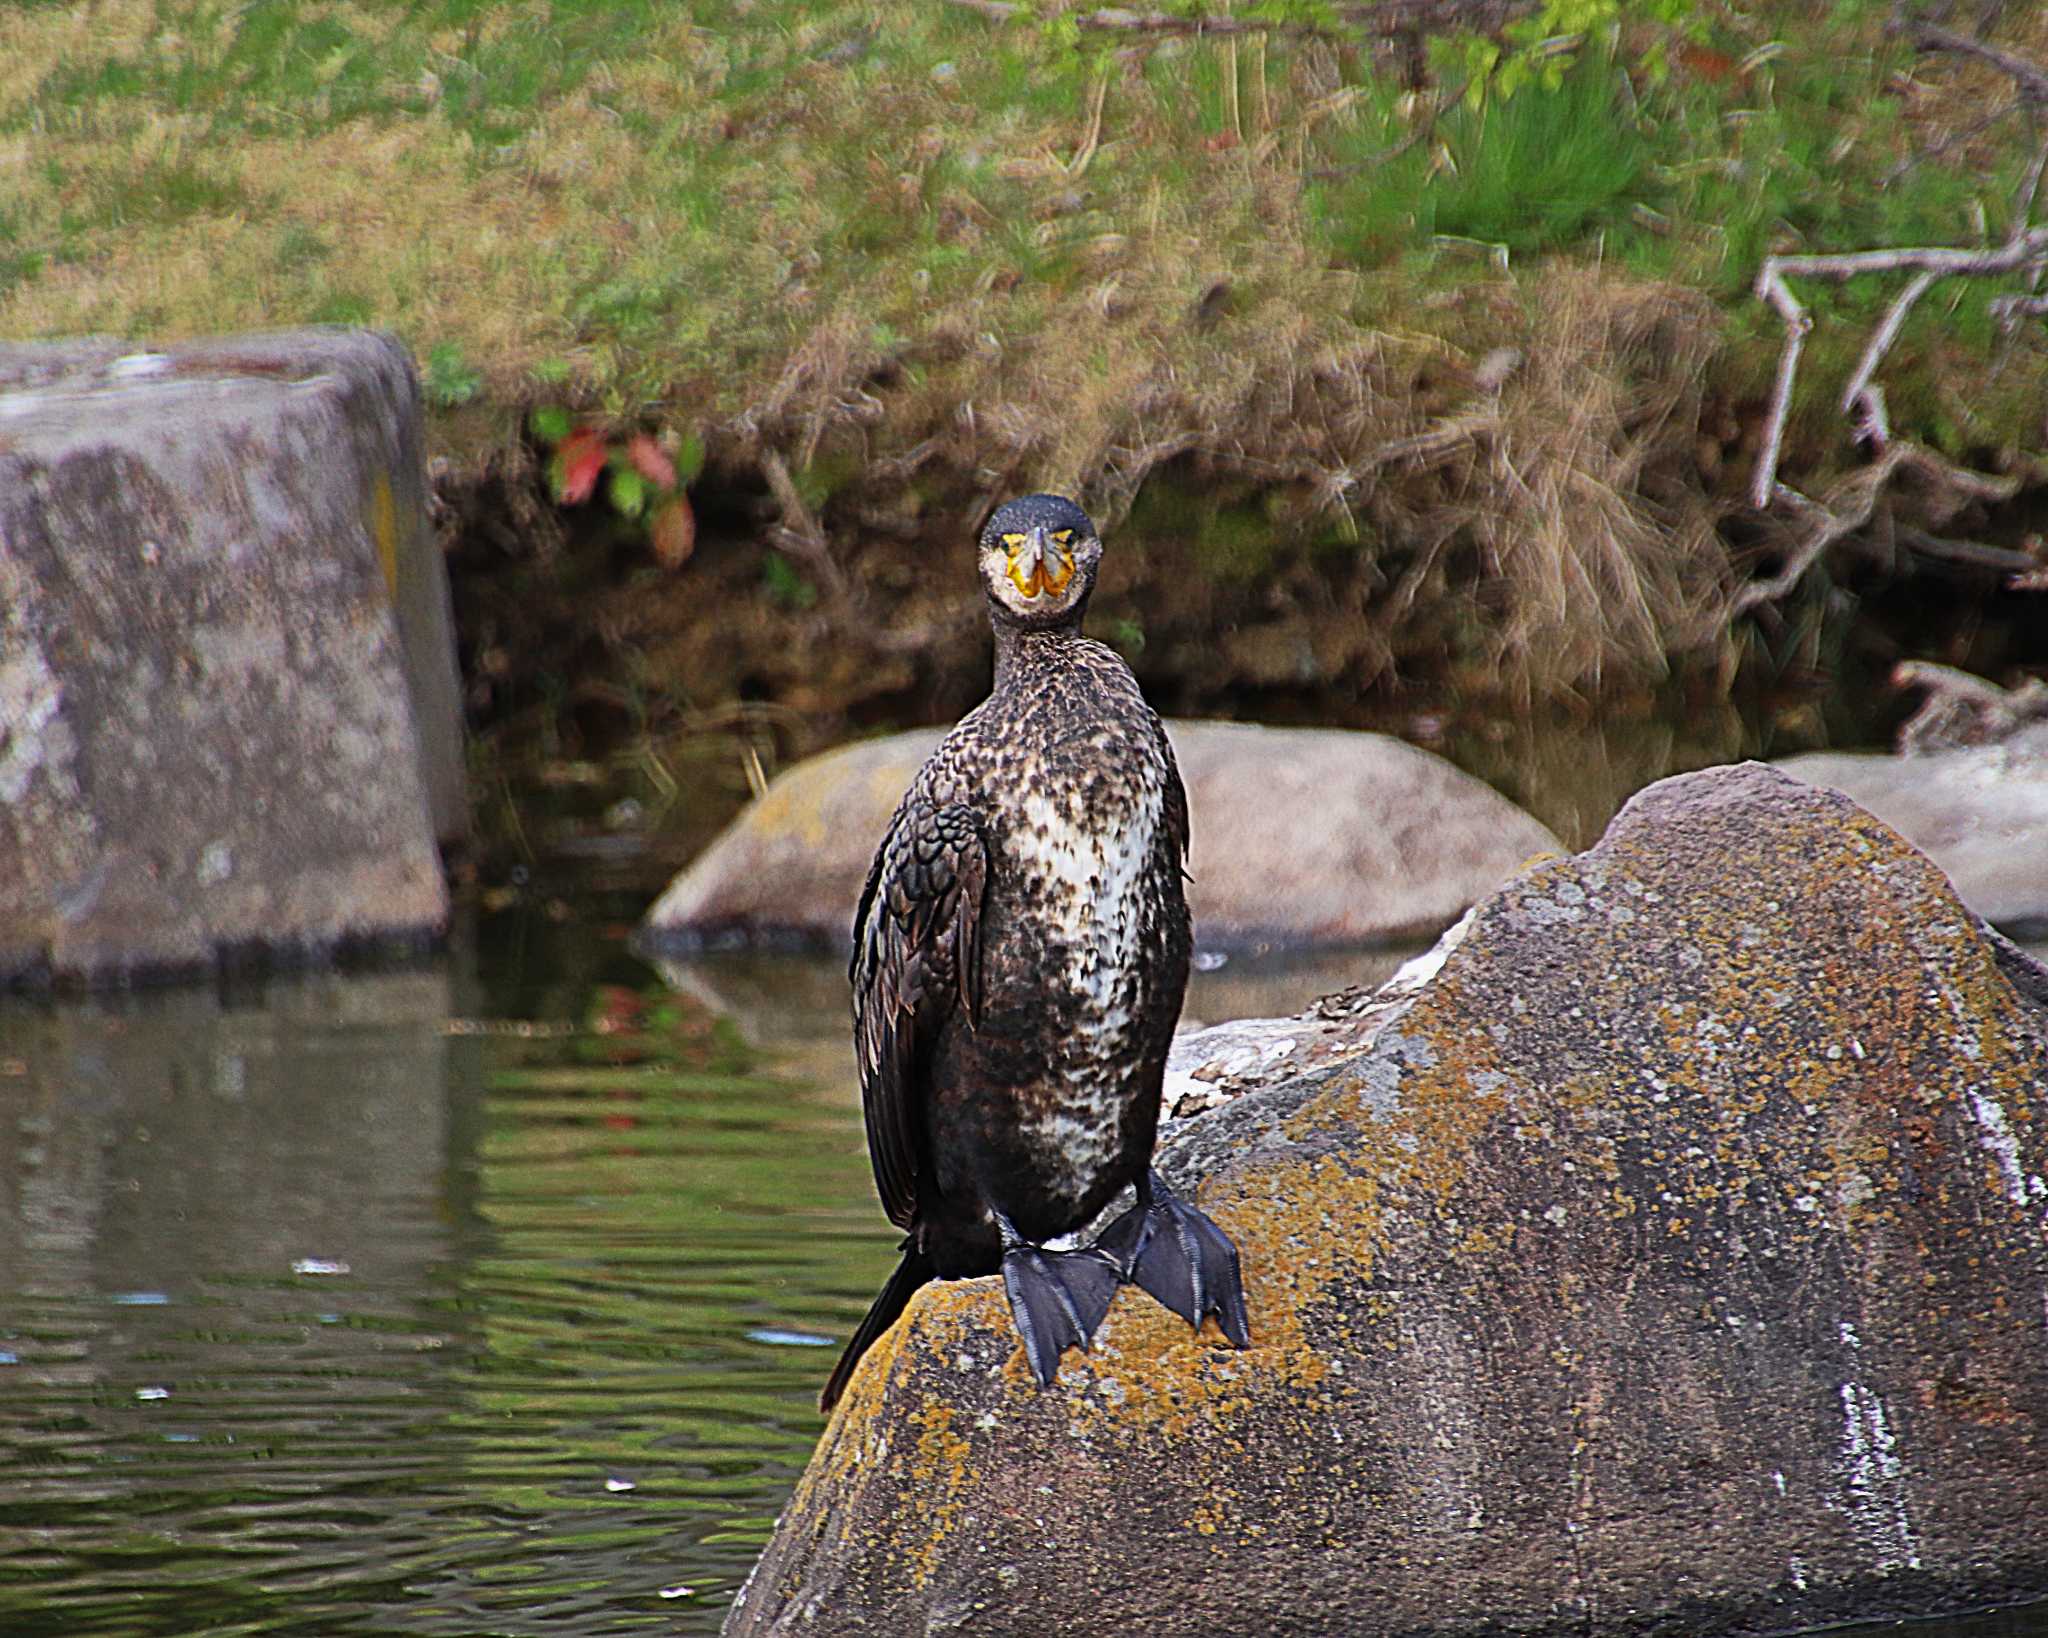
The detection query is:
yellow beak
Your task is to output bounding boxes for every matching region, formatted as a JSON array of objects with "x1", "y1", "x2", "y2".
[{"x1": 1006, "y1": 526, "x2": 1076, "y2": 598}]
